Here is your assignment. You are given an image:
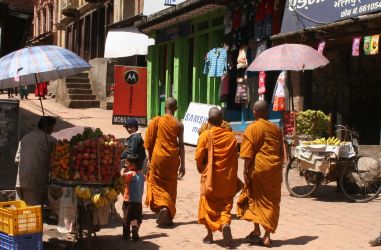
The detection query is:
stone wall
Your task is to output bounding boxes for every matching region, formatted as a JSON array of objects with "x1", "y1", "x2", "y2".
[{"x1": 89, "y1": 56, "x2": 143, "y2": 110}]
